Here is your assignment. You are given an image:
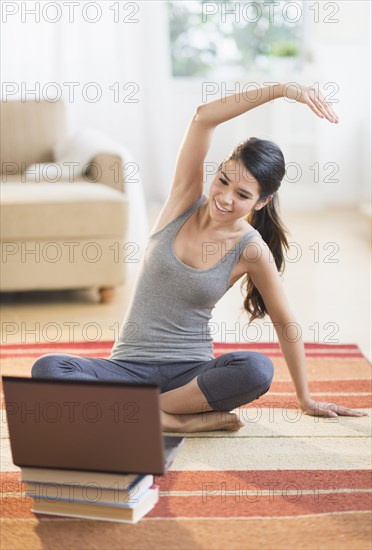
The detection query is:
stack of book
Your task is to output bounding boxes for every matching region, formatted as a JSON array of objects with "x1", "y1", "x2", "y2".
[{"x1": 21, "y1": 467, "x2": 159, "y2": 523}]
